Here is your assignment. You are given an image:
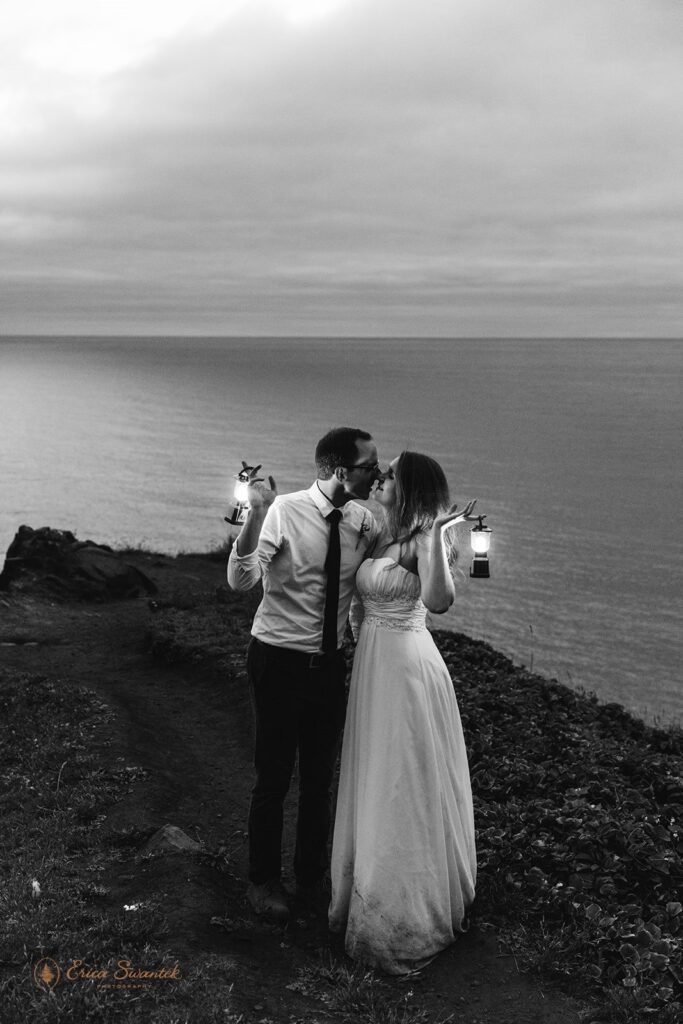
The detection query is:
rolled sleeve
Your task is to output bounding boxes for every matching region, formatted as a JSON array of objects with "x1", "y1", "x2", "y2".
[{"x1": 227, "y1": 547, "x2": 262, "y2": 590}]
